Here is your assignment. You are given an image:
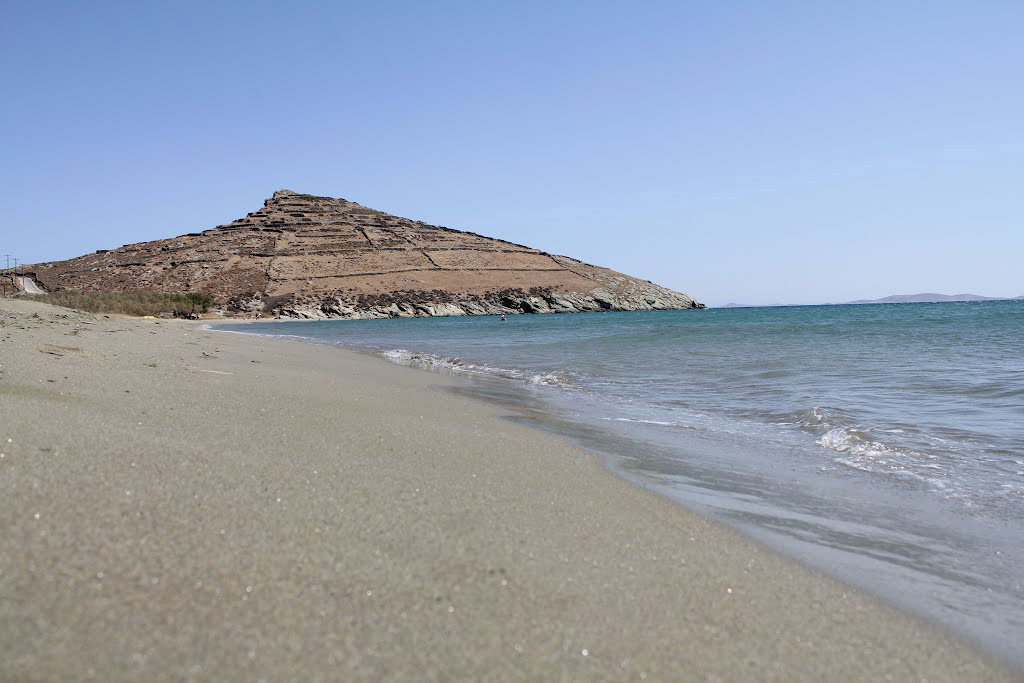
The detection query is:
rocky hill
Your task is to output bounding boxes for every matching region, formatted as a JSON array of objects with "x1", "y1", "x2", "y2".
[{"x1": 25, "y1": 190, "x2": 703, "y2": 318}]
